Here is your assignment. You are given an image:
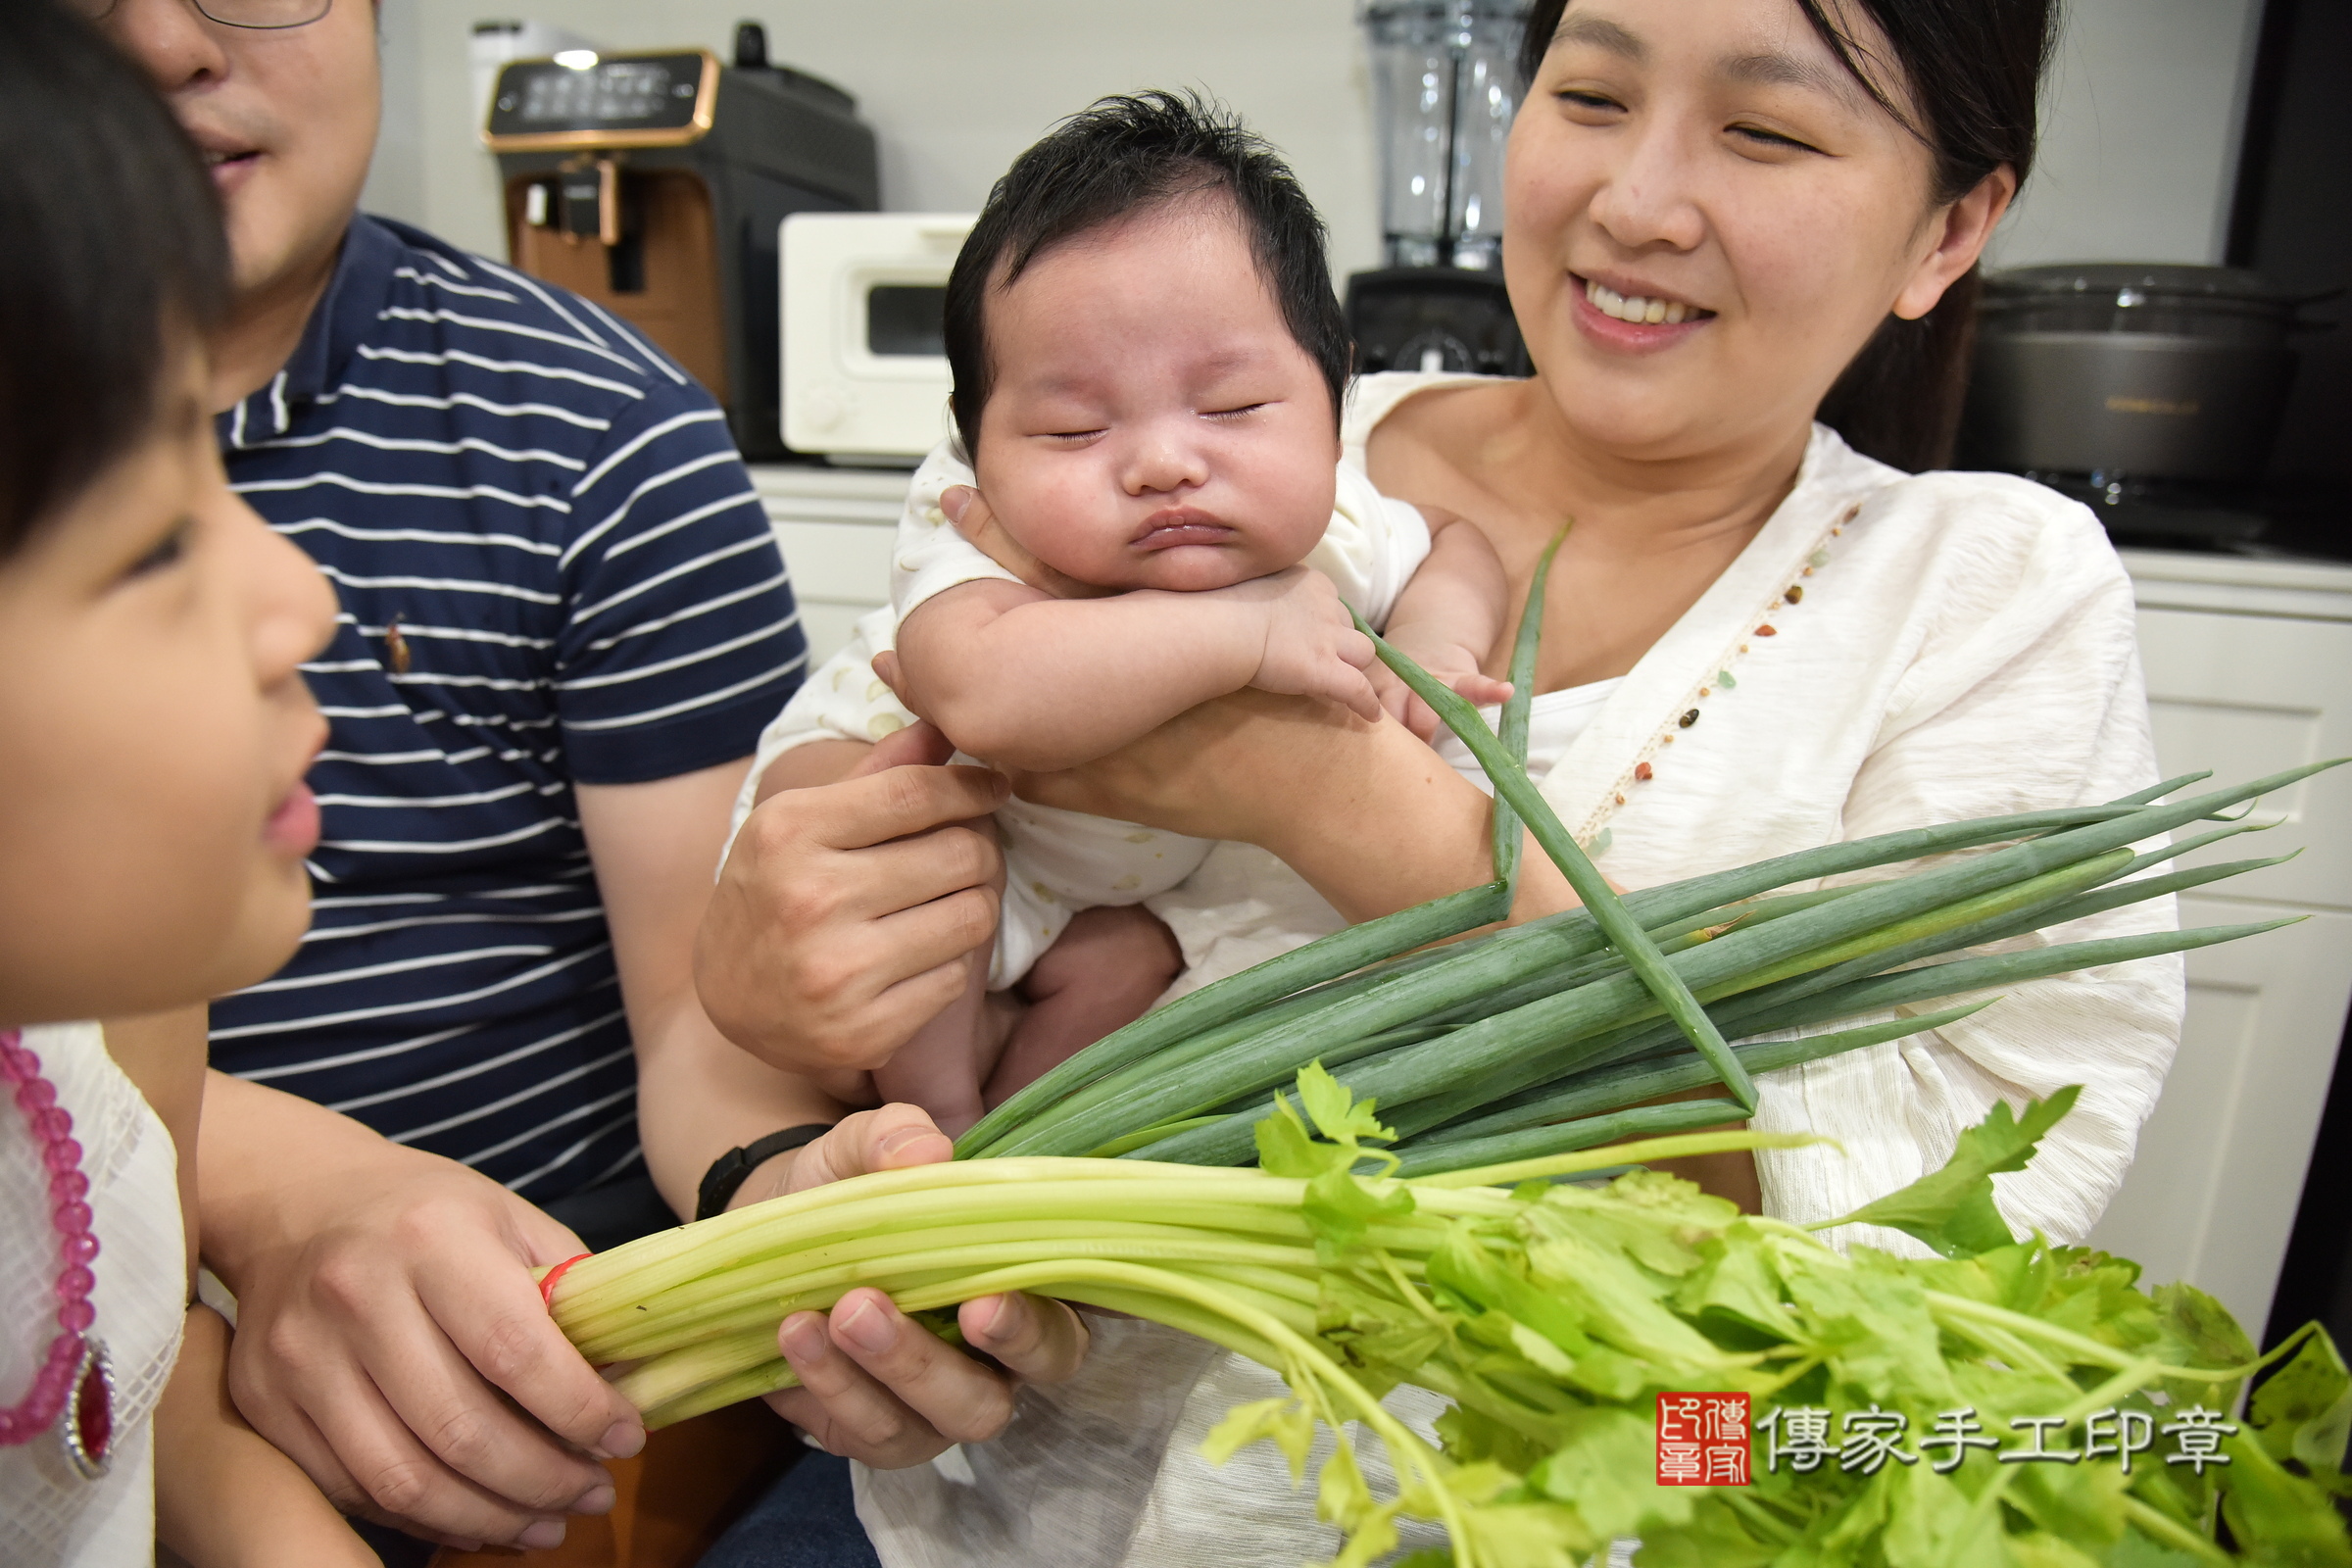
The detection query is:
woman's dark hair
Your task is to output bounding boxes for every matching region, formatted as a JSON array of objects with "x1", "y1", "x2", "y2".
[
  {"x1": 944, "y1": 90, "x2": 1352, "y2": 460},
  {"x1": 0, "y1": 0, "x2": 230, "y2": 554},
  {"x1": 1516, "y1": 0, "x2": 2055, "y2": 471}
]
